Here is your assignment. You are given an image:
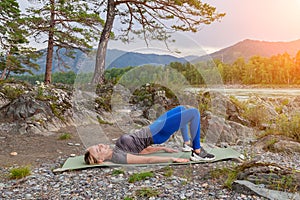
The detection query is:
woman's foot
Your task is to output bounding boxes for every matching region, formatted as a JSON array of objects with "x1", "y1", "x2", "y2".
[
  {"x1": 182, "y1": 143, "x2": 193, "y2": 152},
  {"x1": 190, "y1": 148, "x2": 215, "y2": 161}
]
